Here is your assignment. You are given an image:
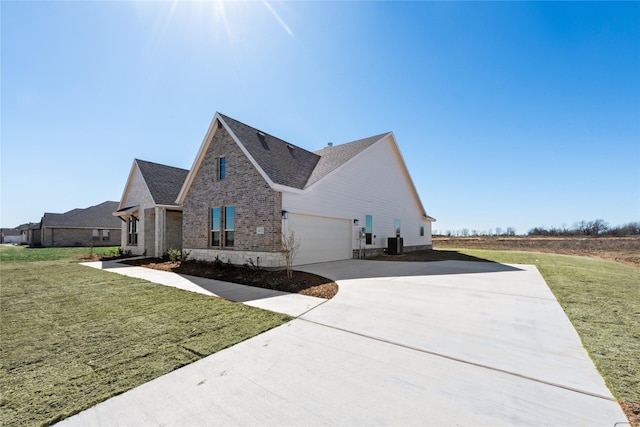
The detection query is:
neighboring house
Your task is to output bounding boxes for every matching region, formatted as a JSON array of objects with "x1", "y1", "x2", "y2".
[
  {"x1": 176, "y1": 112, "x2": 434, "y2": 267},
  {"x1": 18, "y1": 223, "x2": 42, "y2": 246},
  {"x1": 113, "y1": 159, "x2": 189, "y2": 257},
  {"x1": 40, "y1": 201, "x2": 121, "y2": 247},
  {"x1": 1, "y1": 228, "x2": 21, "y2": 244}
]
